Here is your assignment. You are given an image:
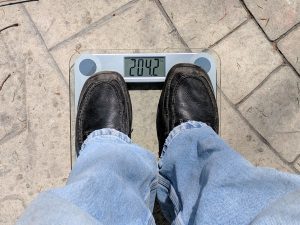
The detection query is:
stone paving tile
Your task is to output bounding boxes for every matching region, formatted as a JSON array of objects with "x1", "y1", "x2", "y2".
[
  {"x1": 159, "y1": 0, "x2": 248, "y2": 48},
  {"x1": 238, "y1": 65, "x2": 300, "y2": 163},
  {"x1": 25, "y1": 0, "x2": 131, "y2": 48},
  {"x1": 278, "y1": 25, "x2": 300, "y2": 74},
  {"x1": 0, "y1": 38, "x2": 26, "y2": 143},
  {"x1": 244, "y1": 0, "x2": 300, "y2": 40},
  {"x1": 220, "y1": 95, "x2": 293, "y2": 172},
  {"x1": 50, "y1": 0, "x2": 184, "y2": 80},
  {"x1": 213, "y1": 20, "x2": 283, "y2": 104},
  {"x1": 0, "y1": 6, "x2": 70, "y2": 224}
]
